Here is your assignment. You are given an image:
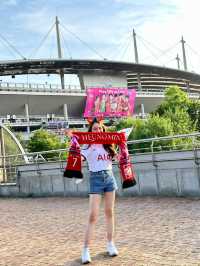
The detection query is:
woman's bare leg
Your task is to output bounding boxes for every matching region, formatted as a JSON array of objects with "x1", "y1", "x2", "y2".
[
  {"x1": 104, "y1": 191, "x2": 115, "y2": 242},
  {"x1": 83, "y1": 194, "x2": 102, "y2": 247}
]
